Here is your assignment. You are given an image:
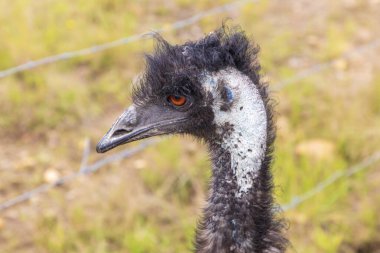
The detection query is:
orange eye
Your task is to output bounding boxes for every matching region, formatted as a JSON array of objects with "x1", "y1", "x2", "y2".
[{"x1": 168, "y1": 95, "x2": 187, "y2": 106}]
